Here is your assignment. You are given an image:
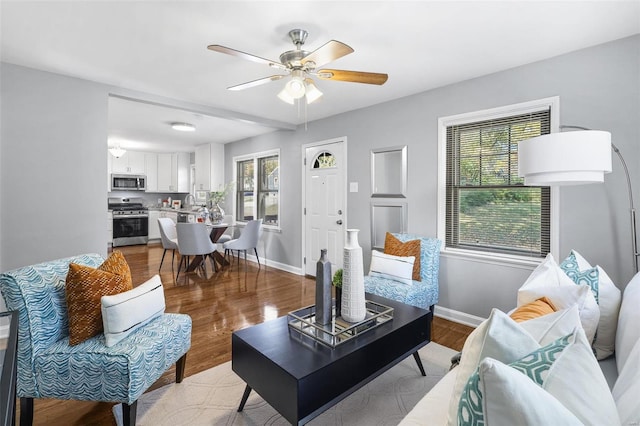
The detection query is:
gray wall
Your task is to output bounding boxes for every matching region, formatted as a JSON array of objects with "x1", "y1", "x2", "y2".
[
  {"x1": 1, "y1": 63, "x2": 109, "y2": 271},
  {"x1": 225, "y1": 35, "x2": 639, "y2": 319},
  {"x1": 1, "y1": 35, "x2": 637, "y2": 321}
]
